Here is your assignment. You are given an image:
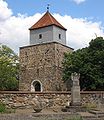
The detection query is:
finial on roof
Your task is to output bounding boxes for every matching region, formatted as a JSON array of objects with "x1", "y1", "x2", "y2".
[{"x1": 47, "y1": 4, "x2": 50, "y2": 12}]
